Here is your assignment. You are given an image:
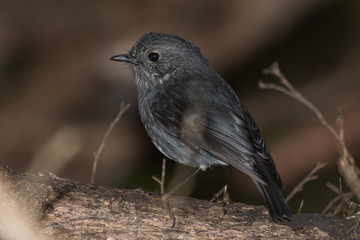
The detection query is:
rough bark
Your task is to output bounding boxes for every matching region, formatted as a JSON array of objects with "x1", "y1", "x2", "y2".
[{"x1": 0, "y1": 166, "x2": 358, "y2": 239}]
